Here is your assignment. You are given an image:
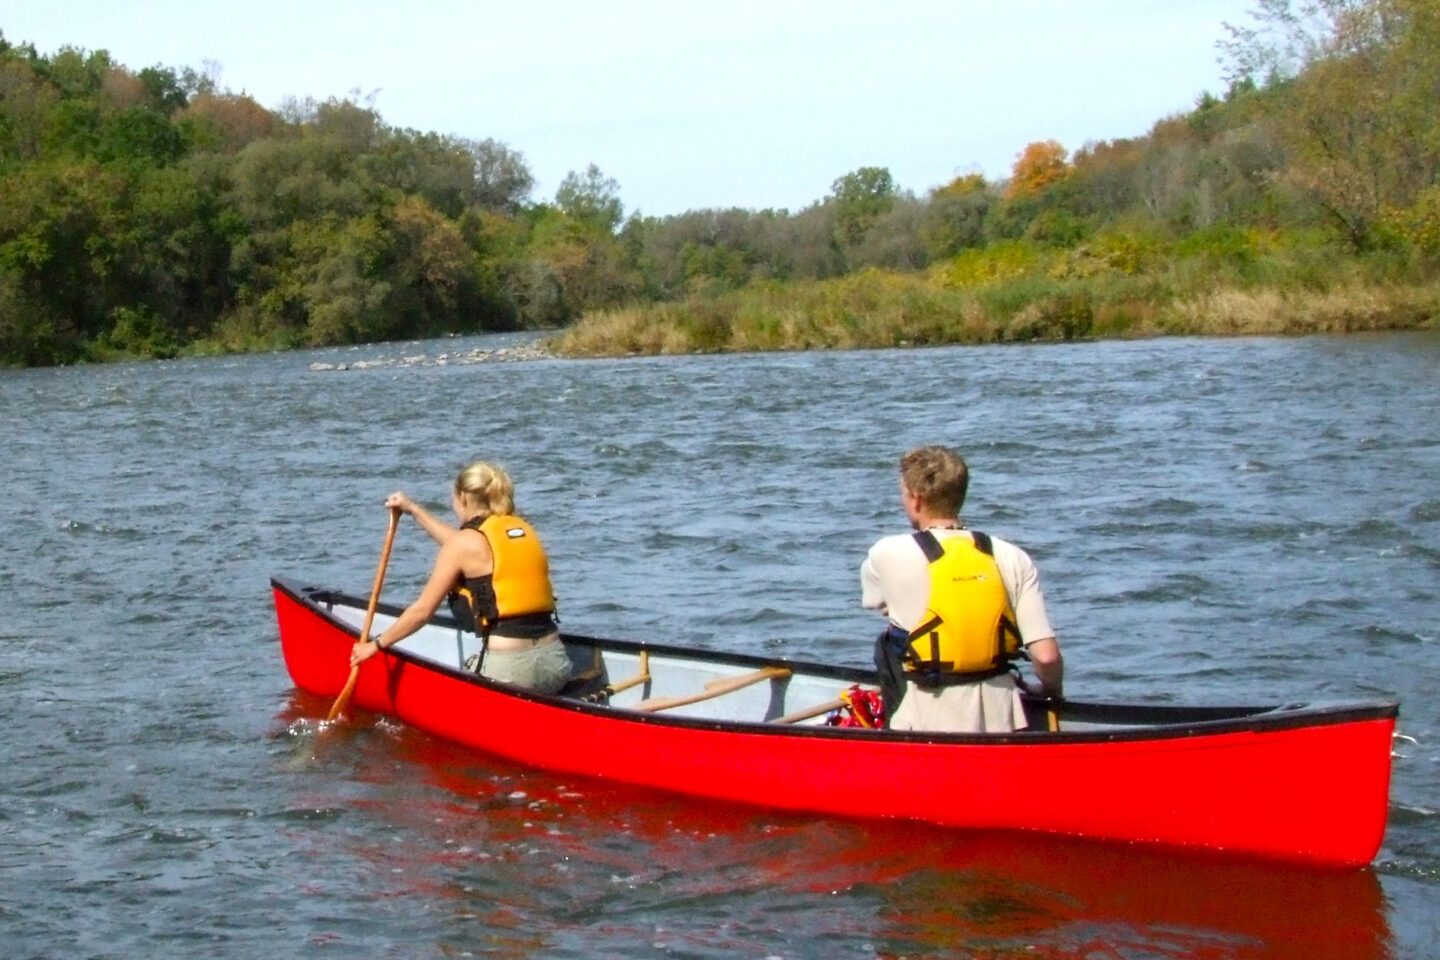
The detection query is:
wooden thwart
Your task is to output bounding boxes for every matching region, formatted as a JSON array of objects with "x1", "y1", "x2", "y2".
[
  {"x1": 634, "y1": 665, "x2": 791, "y2": 713},
  {"x1": 771, "y1": 697, "x2": 847, "y2": 724},
  {"x1": 604, "y1": 649, "x2": 651, "y2": 697}
]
